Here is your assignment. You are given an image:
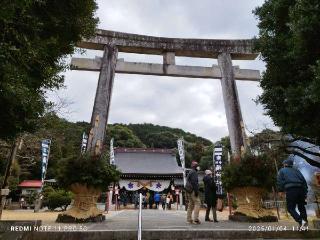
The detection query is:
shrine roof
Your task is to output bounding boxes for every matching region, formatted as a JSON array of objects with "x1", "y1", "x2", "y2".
[
  {"x1": 19, "y1": 180, "x2": 42, "y2": 188},
  {"x1": 114, "y1": 148, "x2": 183, "y2": 175}
]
